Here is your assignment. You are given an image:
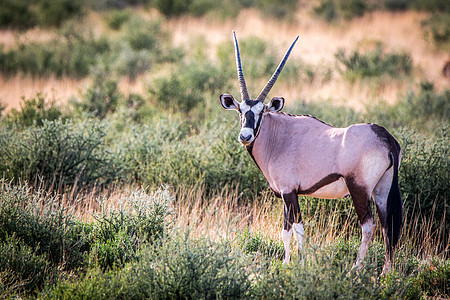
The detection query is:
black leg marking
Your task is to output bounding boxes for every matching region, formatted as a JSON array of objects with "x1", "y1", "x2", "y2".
[
  {"x1": 345, "y1": 176, "x2": 373, "y2": 224},
  {"x1": 283, "y1": 191, "x2": 302, "y2": 230}
]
